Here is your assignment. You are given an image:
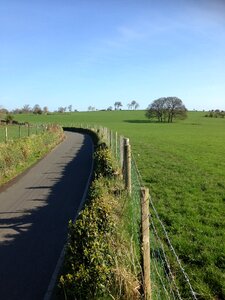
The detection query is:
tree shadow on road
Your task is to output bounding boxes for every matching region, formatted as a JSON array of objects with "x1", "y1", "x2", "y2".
[{"x1": 0, "y1": 131, "x2": 93, "y2": 300}]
